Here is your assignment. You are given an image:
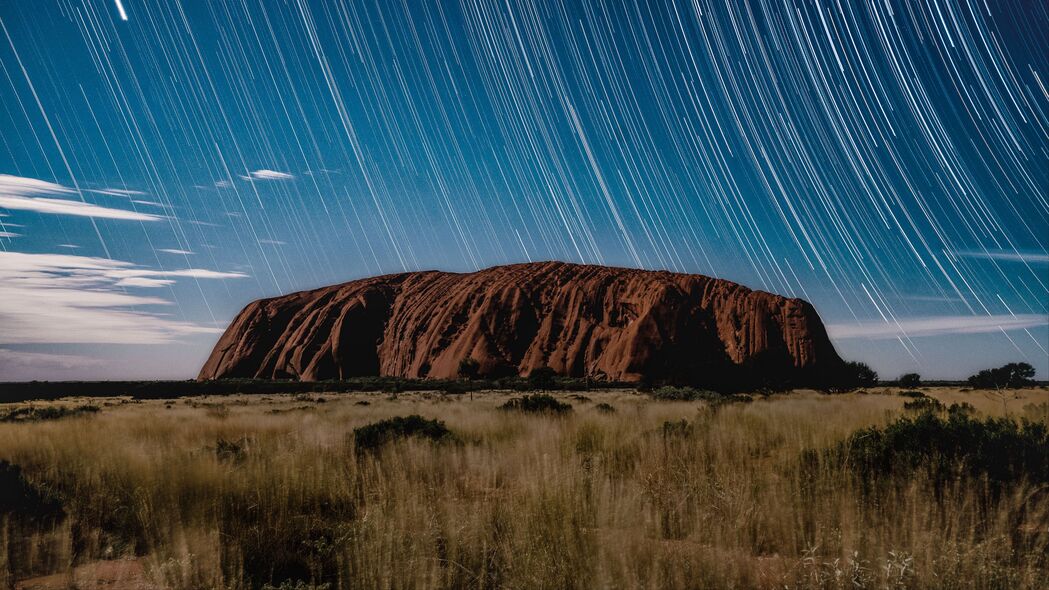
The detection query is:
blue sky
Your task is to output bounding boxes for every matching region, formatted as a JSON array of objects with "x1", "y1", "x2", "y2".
[{"x1": 0, "y1": 0, "x2": 1045, "y2": 381}]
